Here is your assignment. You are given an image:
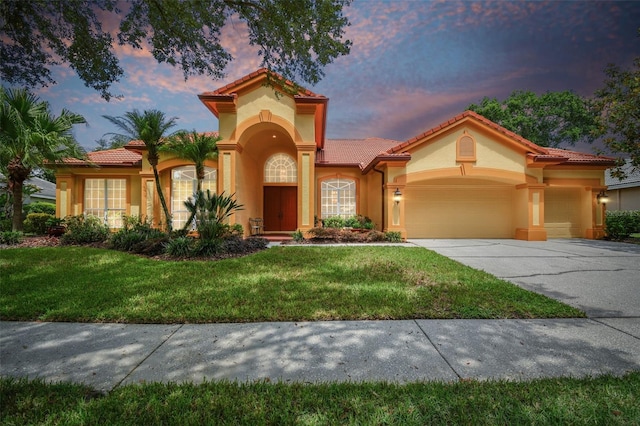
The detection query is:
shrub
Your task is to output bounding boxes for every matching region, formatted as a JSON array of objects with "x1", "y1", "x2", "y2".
[
  {"x1": 385, "y1": 231, "x2": 403, "y2": 243},
  {"x1": 23, "y1": 213, "x2": 54, "y2": 235},
  {"x1": 0, "y1": 231, "x2": 23, "y2": 245},
  {"x1": 23, "y1": 202, "x2": 56, "y2": 215},
  {"x1": 0, "y1": 219, "x2": 11, "y2": 232},
  {"x1": 292, "y1": 229, "x2": 304, "y2": 242},
  {"x1": 307, "y1": 227, "x2": 341, "y2": 240},
  {"x1": 131, "y1": 236, "x2": 169, "y2": 256},
  {"x1": 605, "y1": 210, "x2": 640, "y2": 240},
  {"x1": 344, "y1": 216, "x2": 361, "y2": 228},
  {"x1": 165, "y1": 236, "x2": 195, "y2": 257},
  {"x1": 60, "y1": 215, "x2": 110, "y2": 245},
  {"x1": 110, "y1": 216, "x2": 166, "y2": 252},
  {"x1": 366, "y1": 230, "x2": 387, "y2": 242},
  {"x1": 323, "y1": 216, "x2": 345, "y2": 228}
]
